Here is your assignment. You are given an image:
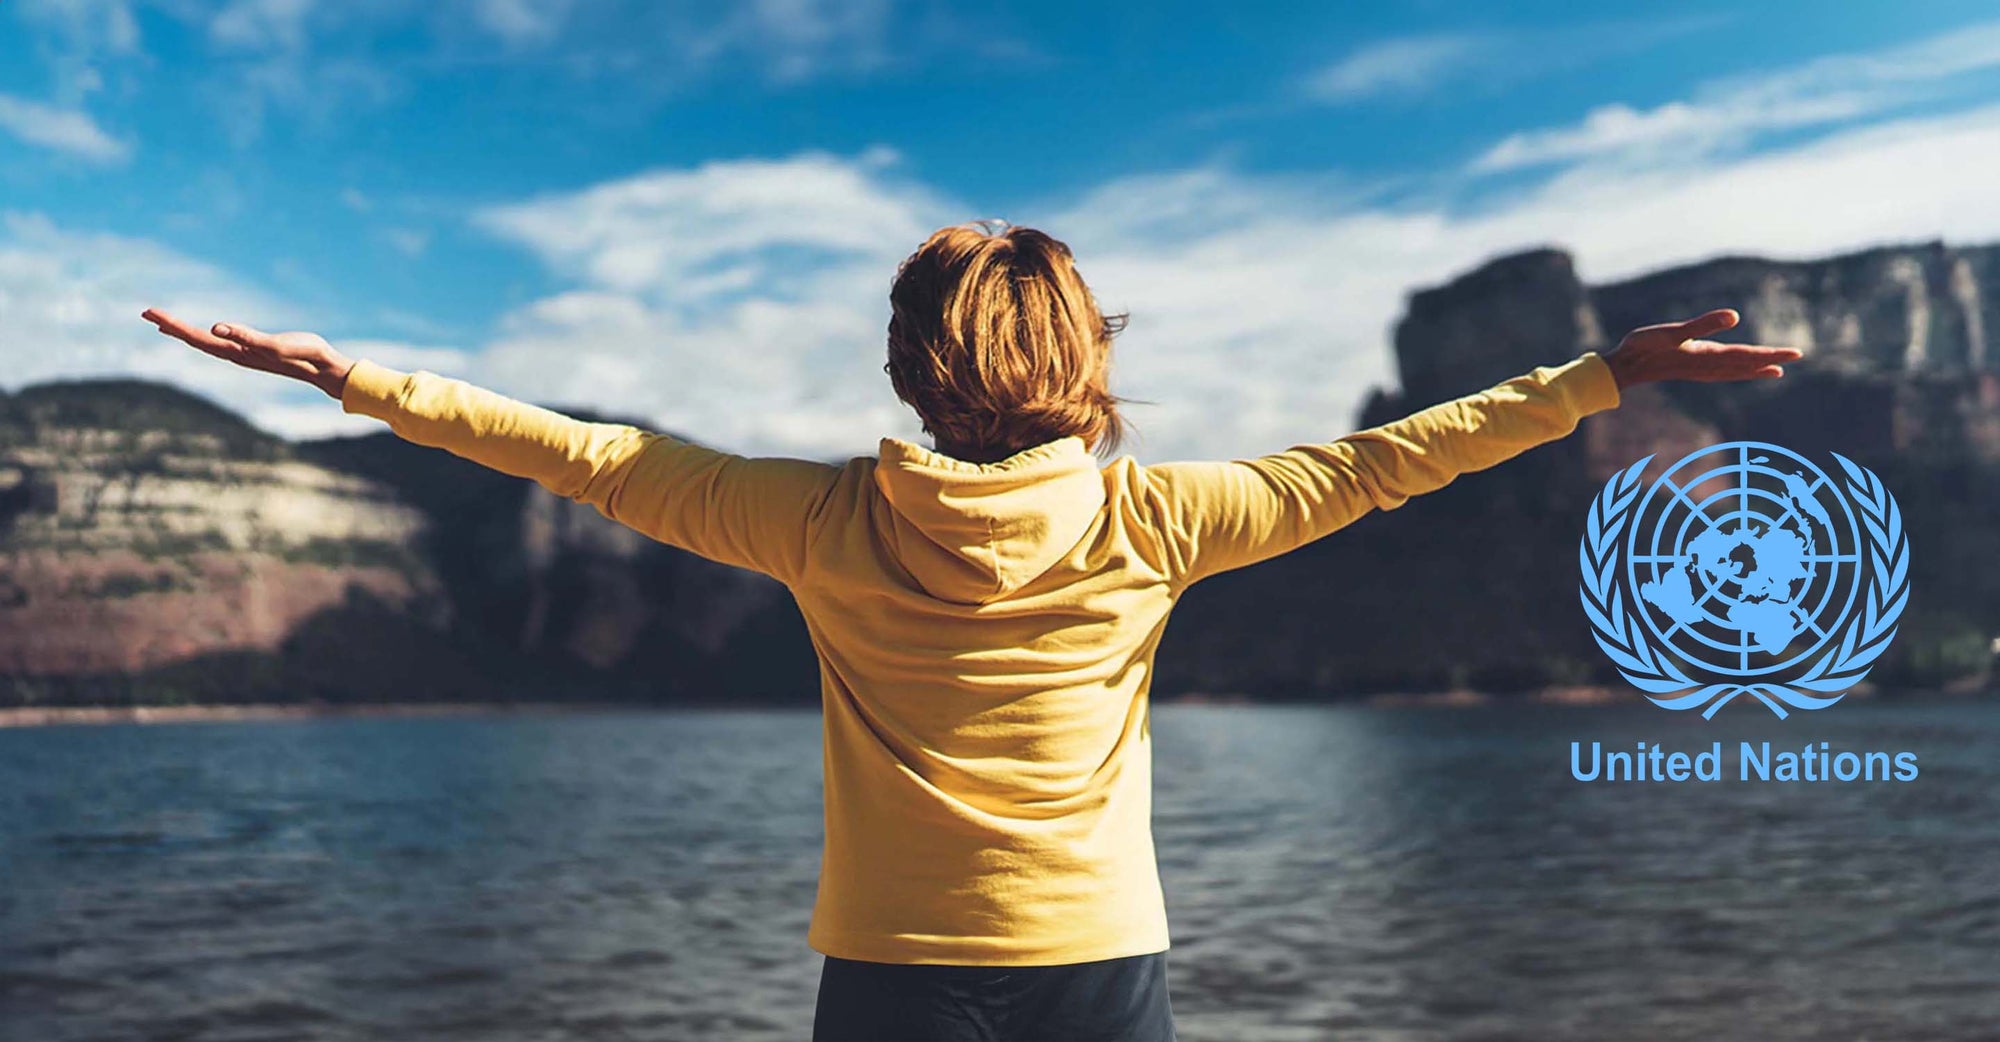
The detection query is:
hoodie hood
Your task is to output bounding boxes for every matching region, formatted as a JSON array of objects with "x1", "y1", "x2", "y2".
[{"x1": 873, "y1": 436, "x2": 1108, "y2": 605}]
